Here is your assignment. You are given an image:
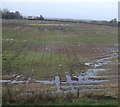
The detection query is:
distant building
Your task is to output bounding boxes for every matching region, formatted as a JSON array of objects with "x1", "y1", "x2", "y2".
[
  {"x1": 27, "y1": 15, "x2": 44, "y2": 20},
  {"x1": 28, "y1": 16, "x2": 35, "y2": 20}
]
